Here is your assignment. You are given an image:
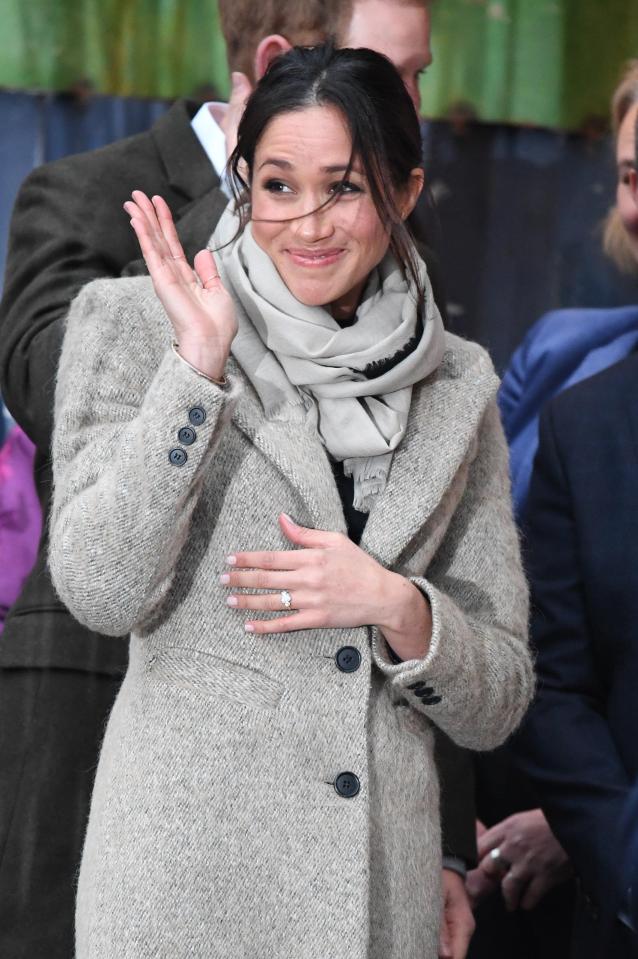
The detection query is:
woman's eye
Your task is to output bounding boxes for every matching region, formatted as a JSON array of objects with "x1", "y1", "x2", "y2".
[
  {"x1": 263, "y1": 179, "x2": 293, "y2": 194},
  {"x1": 330, "y1": 180, "x2": 362, "y2": 195}
]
